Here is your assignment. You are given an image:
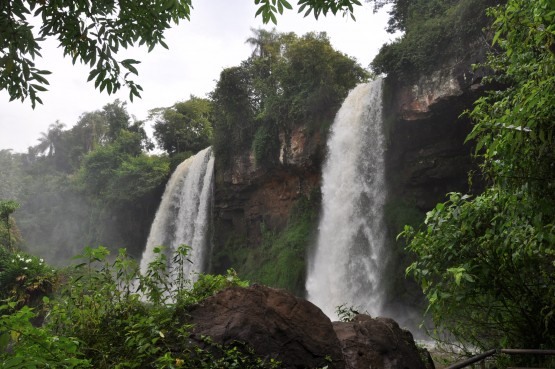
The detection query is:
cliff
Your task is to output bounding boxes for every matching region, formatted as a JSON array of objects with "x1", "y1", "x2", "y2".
[
  {"x1": 380, "y1": 50, "x2": 489, "y2": 316},
  {"x1": 211, "y1": 123, "x2": 326, "y2": 295},
  {"x1": 210, "y1": 53, "x2": 487, "y2": 300}
]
